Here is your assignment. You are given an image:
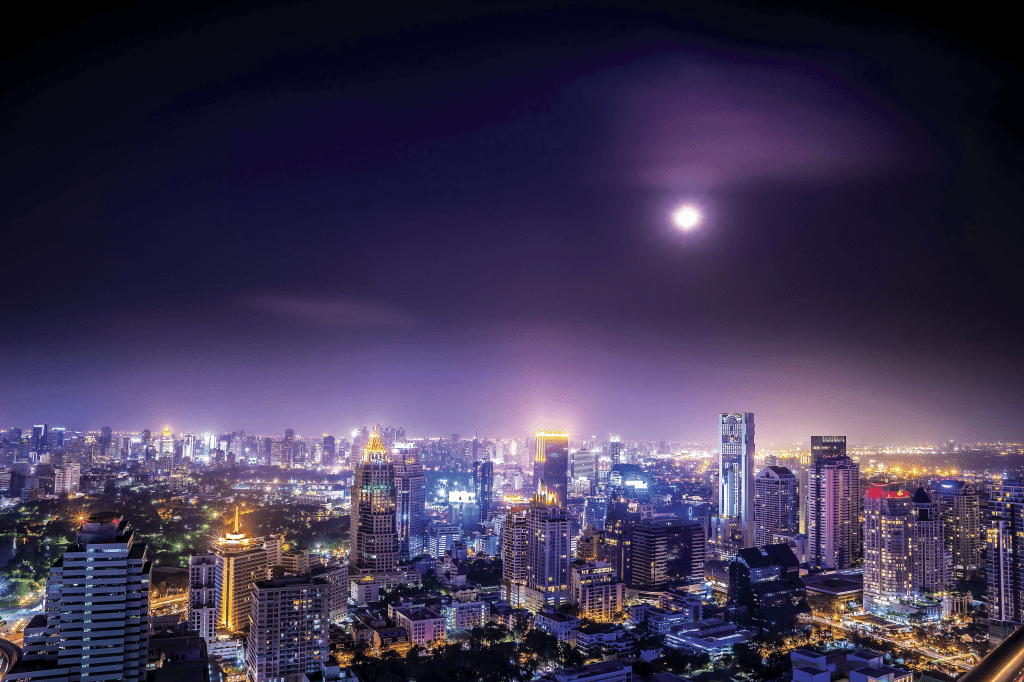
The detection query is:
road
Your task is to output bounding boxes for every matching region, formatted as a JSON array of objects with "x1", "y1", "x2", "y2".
[
  {"x1": 0, "y1": 638, "x2": 22, "y2": 676},
  {"x1": 808, "y1": 615, "x2": 975, "y2": 672}
]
